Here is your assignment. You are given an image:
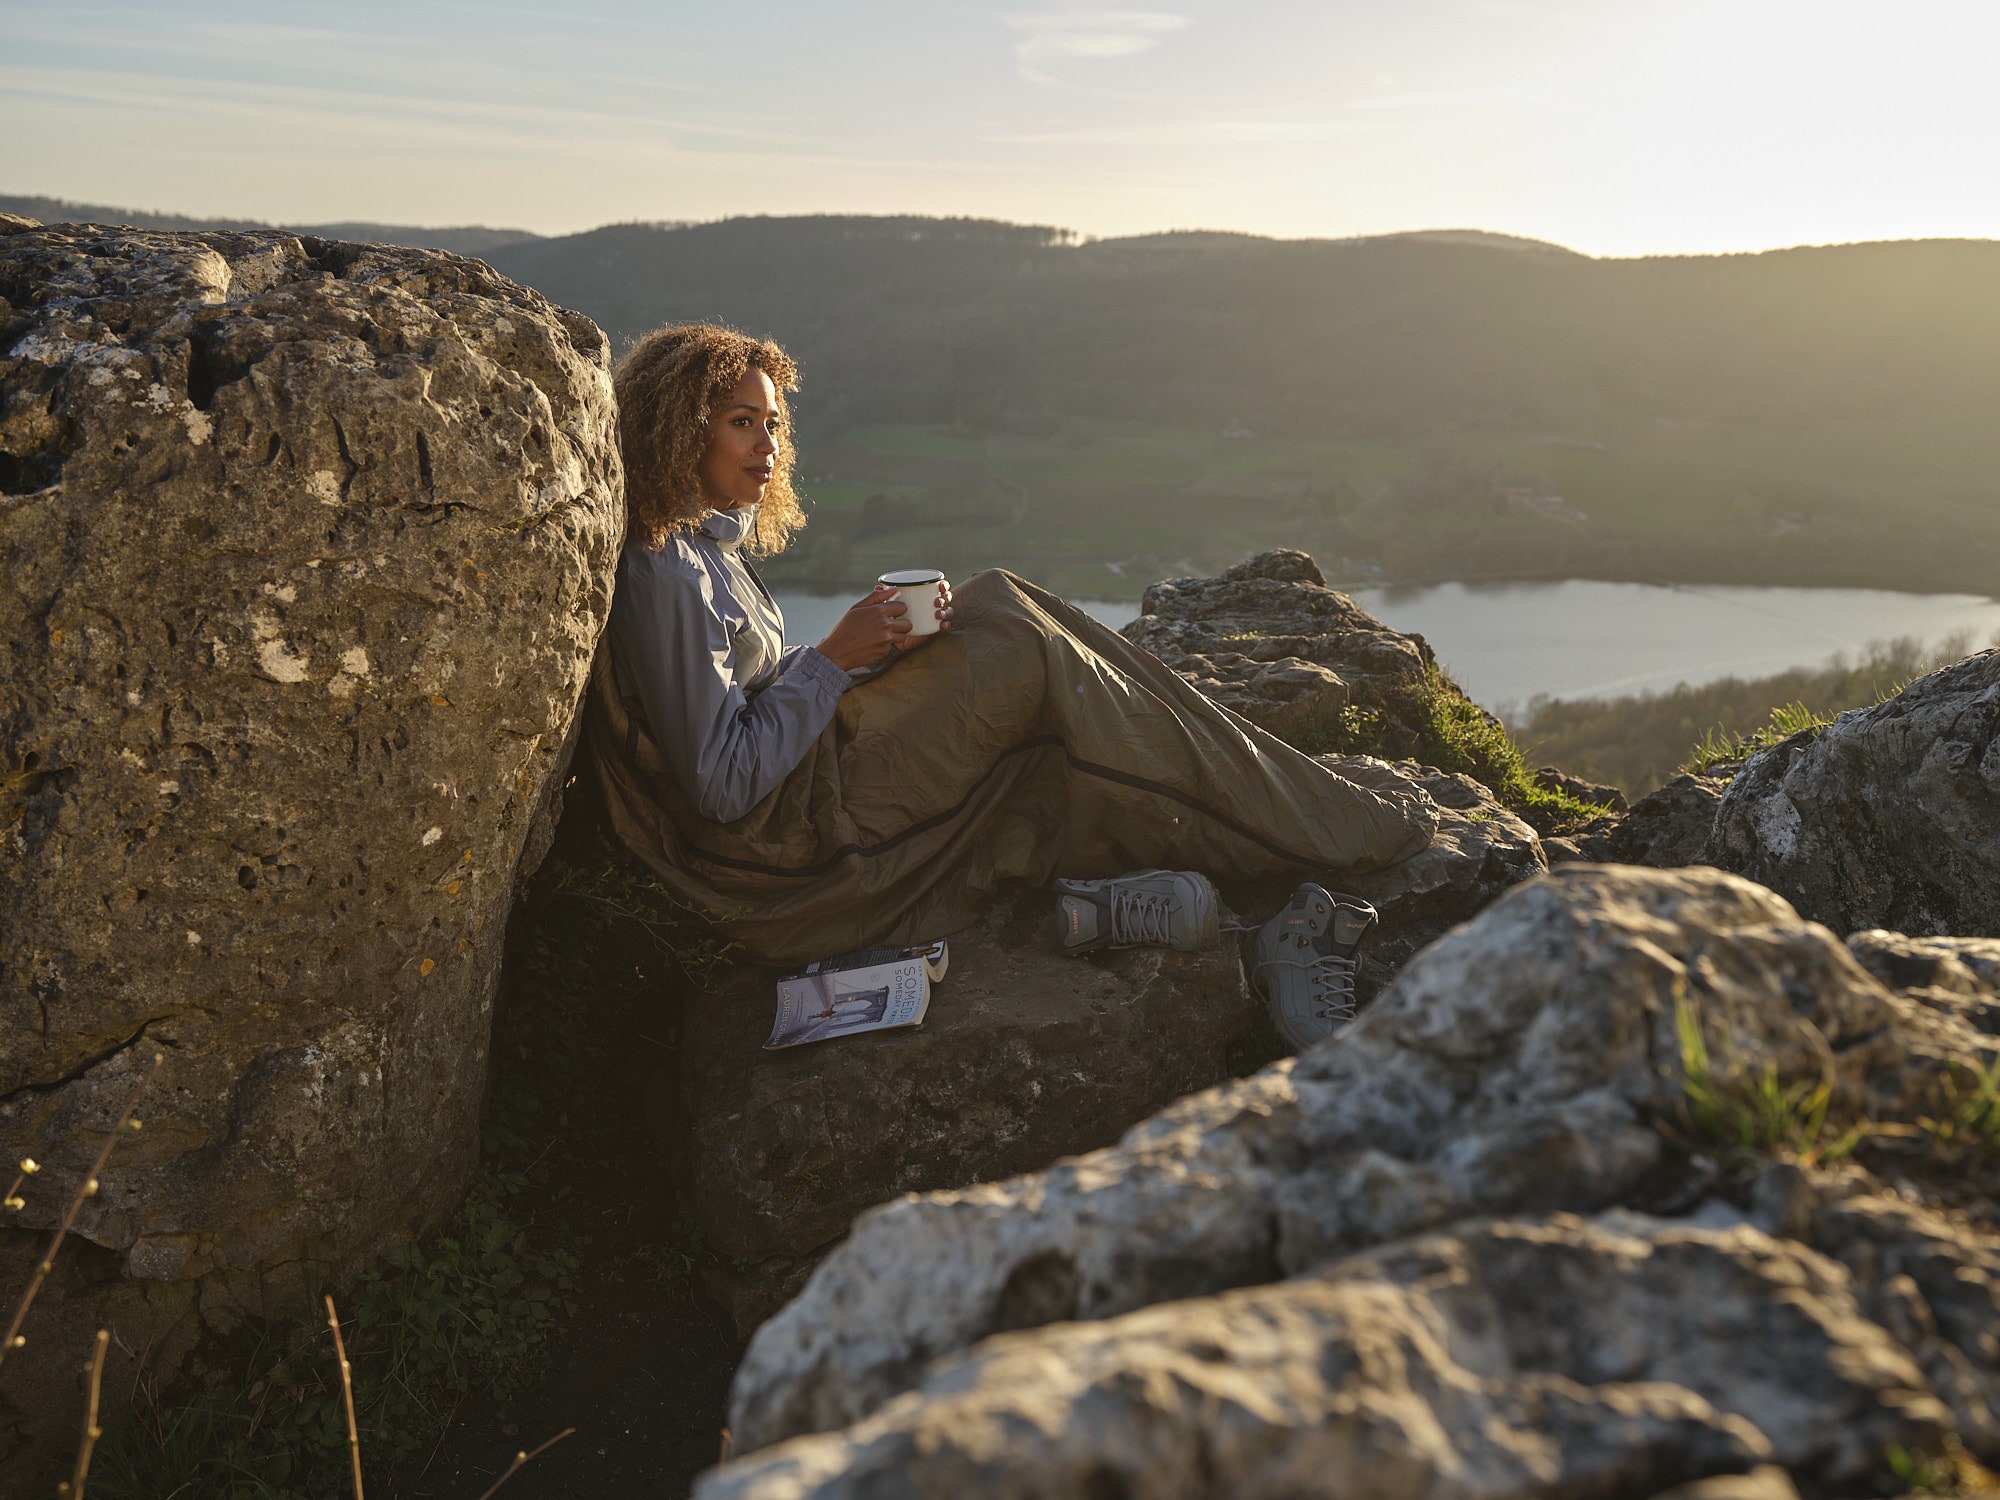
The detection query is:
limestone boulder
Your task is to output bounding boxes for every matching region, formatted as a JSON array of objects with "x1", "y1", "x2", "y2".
[
  {"x1": 1750, "y1": 1162, "x2": 2000, "y2": 1455},
  {"x1": 1312, "y1": 755, "x2": 1544, "y2": 988},
  {"x1": 1846, "y1": 929, "x2": 2000, "y2": 999},
  {"x1": 670, "y1": 883, "x2": 1255, "y2": 1335},
  {"x1": 1566, "y1": 770, "x2": 1733, "y2": 869},
  {"x1": 0, "y1": 227, "x2": 618, "y2": 1425},
  {"x1": 1705, "y1": 650, "x2": 2000, "y2": 936},
  {"x1": 1120, "y1": 549, "x2": 1434, "y2": 743},
  {"x1": 697, "y1": 1215, "x2": 1943, "y2": 1500},
  {"x1": 724, "y1": 865, "x2": 1940, "y2": 1451}
]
